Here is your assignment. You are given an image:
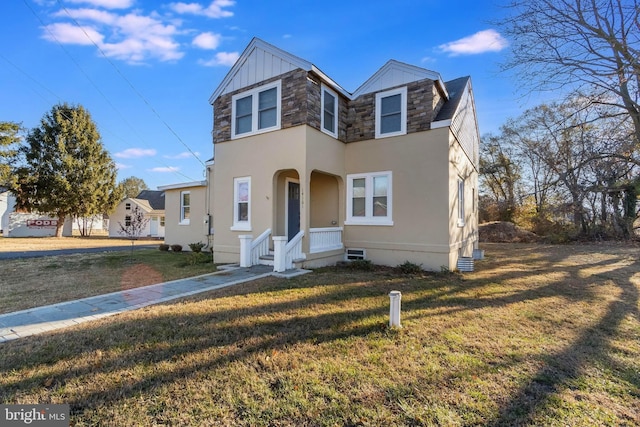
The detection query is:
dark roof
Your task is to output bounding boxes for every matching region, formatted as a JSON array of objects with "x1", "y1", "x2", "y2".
[
  {"x1": 434, "y1": 76, "x2": 470, "y2": 123},
  {"x1": 135, "y1": 190, "x2": 165, "y2": 210}
]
